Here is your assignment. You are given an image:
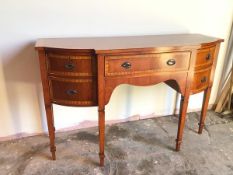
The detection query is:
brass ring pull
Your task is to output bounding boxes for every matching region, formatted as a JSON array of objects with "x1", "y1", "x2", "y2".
[
  {"x1": 66, "y1": 90, "x2": 78, "y2": 96},
  {"x1": 121, "y1": 62, "x2": 131, "y2": 69},
  {"x1": 167, "y1": 59, "x2": 176, "y2": 66},
  {"x1": 201, "y1": 76, "x2": 207, "y2": 83},
  {"x1": 206, "y1": 53, "x2": 211, "y2": 61},
  {"x1": 65, "y1": 63, "x2": 75, "y2": 70}
]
